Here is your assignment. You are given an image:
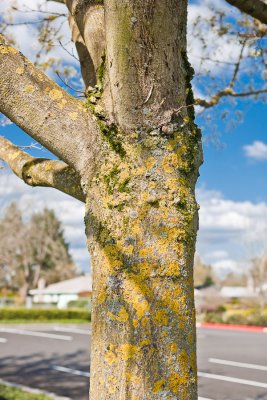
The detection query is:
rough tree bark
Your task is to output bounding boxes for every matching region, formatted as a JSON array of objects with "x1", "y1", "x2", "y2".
[{"x1": 0, "y1": 1, "x2": 202, "y2": 398}]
